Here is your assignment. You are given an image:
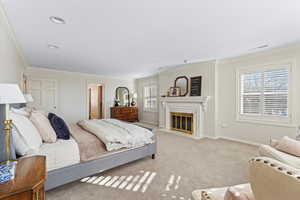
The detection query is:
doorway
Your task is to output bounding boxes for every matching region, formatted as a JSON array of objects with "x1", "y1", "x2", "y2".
[{"x1": 88, "y1": 84, "x2": 104, "y2": 119}]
